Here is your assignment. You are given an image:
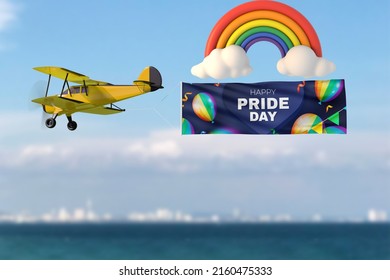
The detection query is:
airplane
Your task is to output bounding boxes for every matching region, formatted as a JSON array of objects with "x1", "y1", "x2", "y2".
[{"x1": 31, "y1": 66, "x2": 163, "y2": 131}]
